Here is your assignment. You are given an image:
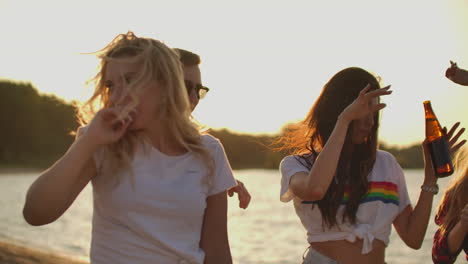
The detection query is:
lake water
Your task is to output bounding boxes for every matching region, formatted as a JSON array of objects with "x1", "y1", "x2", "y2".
[{"x1": 0, "y1": 169, "x2": 465, "y2": 264}]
